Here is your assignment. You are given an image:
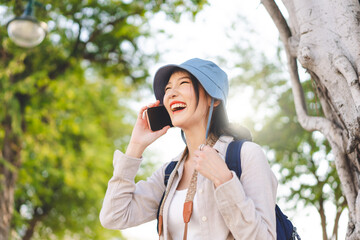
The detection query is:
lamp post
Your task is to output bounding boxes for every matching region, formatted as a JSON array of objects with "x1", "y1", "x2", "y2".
[{"x1": 7, "y1": 0, "x2": 48, "y2": 48}]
